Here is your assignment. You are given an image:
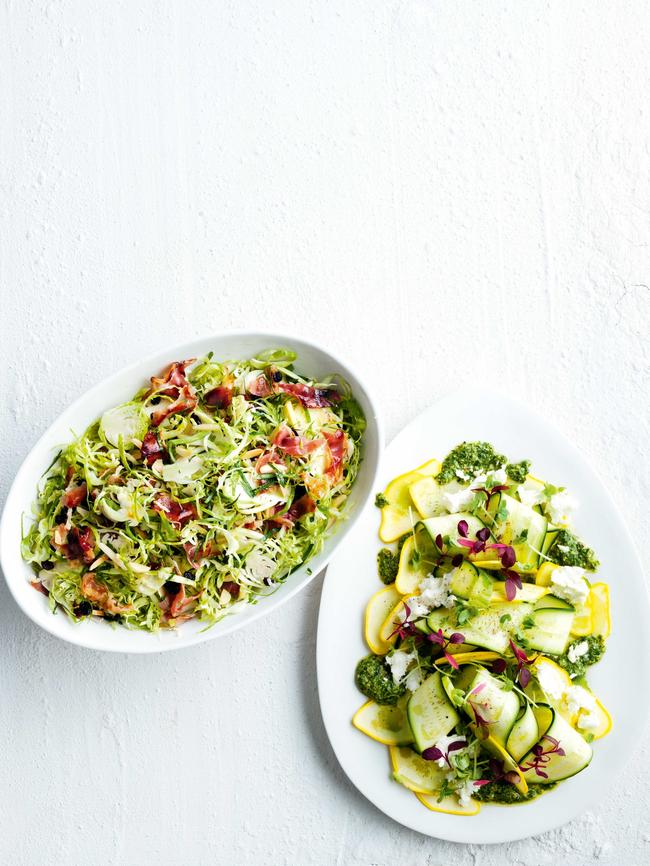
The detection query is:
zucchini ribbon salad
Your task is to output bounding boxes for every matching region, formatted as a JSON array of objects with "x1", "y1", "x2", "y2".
[
  {"x1": 354, "y1": 443, "x2": 611, "y2": 815},
  {"x1": 22, "y1": 350, "x2": 365, "y2": 631}
]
